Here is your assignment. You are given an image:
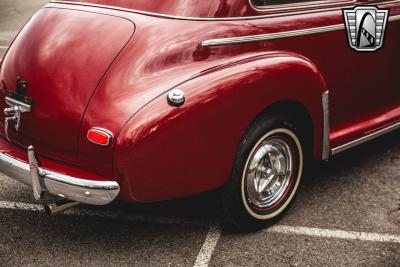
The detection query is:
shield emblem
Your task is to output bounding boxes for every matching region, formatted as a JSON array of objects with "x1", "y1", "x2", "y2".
[{"x1": 343, "y1": 6, "x2": 389, "y2": 52}]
